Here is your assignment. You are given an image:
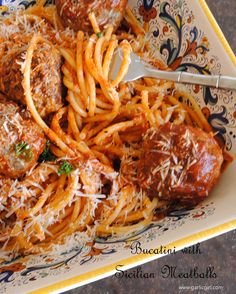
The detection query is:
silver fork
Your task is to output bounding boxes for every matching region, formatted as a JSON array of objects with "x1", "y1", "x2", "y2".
[{"x1": 109, "y1": 49, "x2": 236, "y2": 90}]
